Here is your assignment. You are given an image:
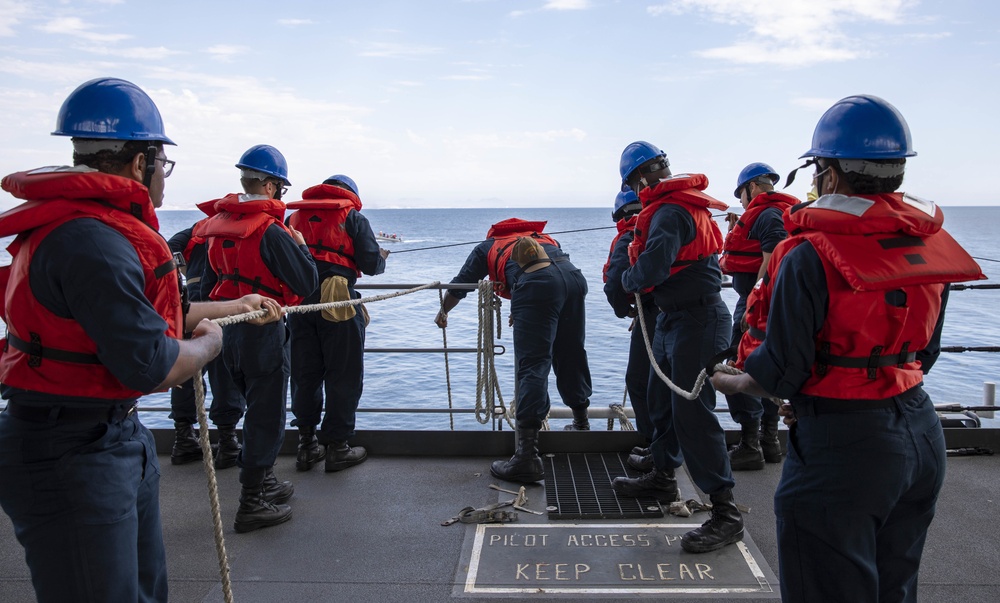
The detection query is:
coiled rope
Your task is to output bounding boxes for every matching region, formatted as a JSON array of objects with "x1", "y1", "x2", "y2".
[
  {"x1": 193, "y1": 281, "x2": 440, "y2": 601},
  {"x1": 633, "y1": 292, "x2": 741, "y2": 400},
  {"x1": 473, "y1": 281, "x2": 511, "y2": 426}
]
